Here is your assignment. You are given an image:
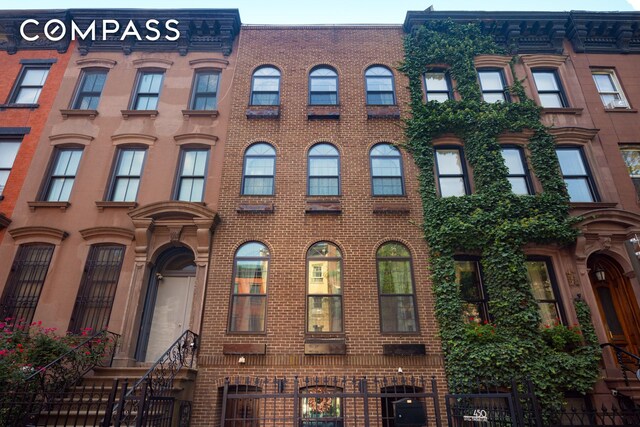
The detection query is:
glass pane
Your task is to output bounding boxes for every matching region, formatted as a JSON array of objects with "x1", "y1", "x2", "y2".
[
  {"x1": 229, "y1": 296, "x2": 265, "y2": 332},
  {"x1": 508, "y1": 177, "x2": 530, "y2": 195},
  {"x1": 308, "y1": 242, "x2": 341, "y2": 258},
  {"x1": 307, "y1": 296, "x2": 342, "y2": 332},
  {"x1": 139, "y1": 73, "x2": 162, "y2": 93},
  {"x1": 243, "y1": 177, "x2": 274, "y2": 195},
  {"x1": 78, "y1": 95, "x2": 100, "y2": 110},
  {"x1": 436, "y1": 149, "x2": 463, "y2": 174},
  {"x1": 597, "y1": 287, "x2": 624, "y2": 336},
  {"x1": 311, "y1": 78, "x2": 337, "y2": 92},
  {"x1": 310, "y1": 93, "x2": 337, "y2": 105},
  {"x1": 479, "y1": 71, "x2": 503, "y2": 90},
  {"x1": 309, "y1": 158, "x2": 338, "y2": 176},
  {"x1": 246, "y1": 144, "x2": 275, "y2": 156},
  {"x1": 533, "y1": 72, "x2": 559, "y2": 91},
  {"x1": 427, "y1": 92, "x2": 450, "y2": 102},
  {"x1": 310, "y1": 68, "x2": 337, "y2": 77},
  {"x1": 373, "y1": 177, "x2": 403, "y2": 195},
  {"x1": 367, "y1": 92, "x2": 394, "y2": 105},
  {"x1": 46, "y1": 178, "x2": 64, "y2": 201},
  {"x1": 234, "y1": 260, "x2": 268, "y2": 294},
  {"x1": 58, "y1": 178, "x2": 74, "y2": 202},
  {"x1": 483, "y1": 93, "x2": 505, "y2": 103},
  {"x1": 565, "y1": 178, "x2": 594, "y2": 202},
  {"x1": 424, "y1": 73, "x2": 448, "y2": 91},
  {"x1": 0, "y1": 171, "x2": 7, "y2": 194},
  {"x1": 301, "y1": 388, "x2": 341, "y2": 419},
  {"x1": 15, "y1": 88, "x2": 41, "y2": 104},
  {"x1": 371, "y1": 144, "x2": 399, "y2": 157},
  {"x1": 367, "y1": 77, "x2": 393, "y2": 92},
  {"x1": 538, "y1": 93, "x2": 563, "y2": 108},
  {"x1": 178, "y1": 178, "x2": 204, "y2": 202},
  {"x1": 246, "y1": 157, "x2": 274, "y2": 176},
  {"x1": 309, "y1": 144, "x2": 339, "y2": 156},
  {"x1": 621, "y1": 149, "x2": 640, "y2": 176},
  {"x1": 309, "y1": 178, "x2": 338, "y2": 195},
  {"x1": 378, "y1": 260, "x2": 412, "y2": 294},
  {"x1": 556, "y1": 149, "x2": 587, "y2": 175},
  {"x1": 372, "y1": 158, "x2": 401, "y2": 177},
  {"x1": 455, "y1": 261, "x2": 483, "y2": 301},
  {"x1": 135, "y1": 95, "x2": 158, "y2": 110},
  {"x1": 377, "y1": 243, "x2": 410, "y2": 258},
  {"x1": 254, "y1": 67, "x2": 280, "y2": 77},
  {"x1": 0, "y1": 142, "x2": 21, "y2": 168},
  {"x1": 251, "y1": 93, "x2": 278, "y2": 106},
  {"x1": 308, "y1": 261, "x2": 341, "y2": 295},
  {"x1": 593, "y1": 73, "x2": 616, "y2": 93},
  {"x1": 366, "y1": 66, "x2": 392, "y2": 77},
  {"x1": 539, "y1": 303, "x2": 560, "y2": 327},
  {"x1": 439, "y1": 177, "x2": 466, "y2": 197},
  {"x1": 462, "y1": 303, "x2": 483, "y2": 323},
  {"x1": 196, "y1": 72, "x2": 218, "y2": 93},
  {"x1": 502, "y1": 148, "x2": 525, "y2": 174},
  {"x1": 526, "y1": 261, "x2": 556, "y2": 300},
  {"x1": 381, "y1": 296, "x2": 417, "y2": 332},
  {"x1": 237, "y1": 242, "x2": 270, "y2": 258},
  {"x1": 253, "y1": 77, "x2": 279, "y2": 91},
  {"x1": 194, "y1": 96, "x2": 216, "y2": 110},
  {"x1": 22, "y1": 68, "x2": 49, "y2": 86}
]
